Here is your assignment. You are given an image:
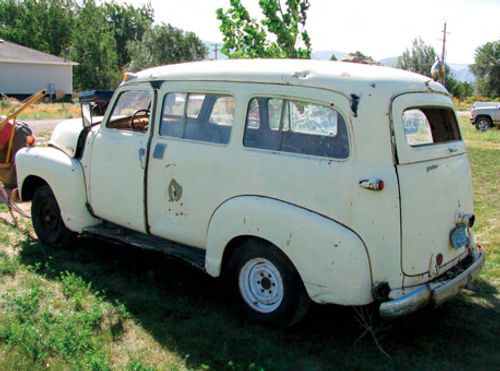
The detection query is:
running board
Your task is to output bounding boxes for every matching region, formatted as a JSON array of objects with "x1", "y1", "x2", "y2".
[{"x1": 83, "y1": 223, "x2": 206, "y2": 270}]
